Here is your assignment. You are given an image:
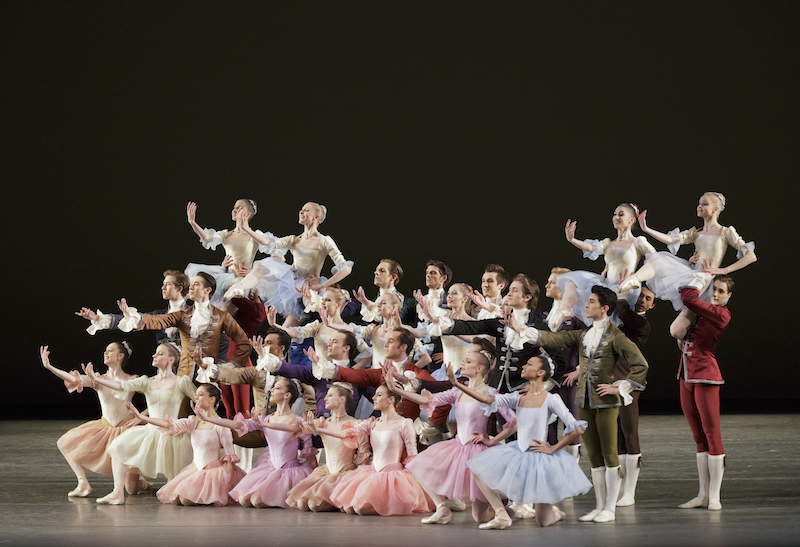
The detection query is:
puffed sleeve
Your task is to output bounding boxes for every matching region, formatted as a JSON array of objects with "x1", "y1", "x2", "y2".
[
  {"x1": 633, "y1": 236, "x2": 657, "y2": 257},
  {"x1": 298, "y1": 417, "x2": 319, "y2": 458},
  {"x1": 547, "y1": 394, "x2": 587, "y2": 435},
  {"x1": 668, "y1": 226, "x2": 697, "y2": 255},
  {"x1": 355, "y1": 428, "x2": 372, "y2": 465},
  {"x1": 349, "y1": 417, "x2": 376, "y2": 438},
  {"x1": 399, "y1": 418, "x2": 419, "y2": 463},
  {"x1": 200, "y1": 228, "x2": 226, "y2": 250},
  {"x1": 486, "y1": 387, "x2": 516, "y2": 425},
  {"x1": 582, "y1": 238, "x2": 610, "y2": 261},
  {"x1": 321, "y1": 235, "x2": 354, "y2": 276},
  {"x1": 164, "y1": 415, "x2": 197, "y2": 436},
  {"x1": 217, "y1": 425, "x2": 241, "y2": 463},
  {"x1": 479, "y1": 391, "x2": 520, "y2": 417},
  {"x1": 723, "y1": 226, "x2": 755, "y2": 259},
  {"x1": 273, "y1": 235, "x2": 299, "y2": 251},
  {"x1": 252, "y1": 230, "x2": 277, "y2": 254},
  {"x1": 418, "y1": 387, "x2": 460, "y2": 417},
  {"x1": 232, "y1": 415, "x2": 263, "y2": 437},
  {"x1": 177, "y1": 375, "x2": 197, "y2": 400},
  {"x1": 118, "y1": 376, "x2": 152, "y2": 395},
  {"x1": 295, "y1": 320, "x2": 322, "y2": 344}
]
